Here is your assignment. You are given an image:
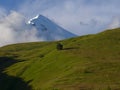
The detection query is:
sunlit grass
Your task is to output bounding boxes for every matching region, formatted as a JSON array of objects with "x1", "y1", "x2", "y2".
[{"x1": 0, "y1": 28, "x2": 120, "y2": 90}]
